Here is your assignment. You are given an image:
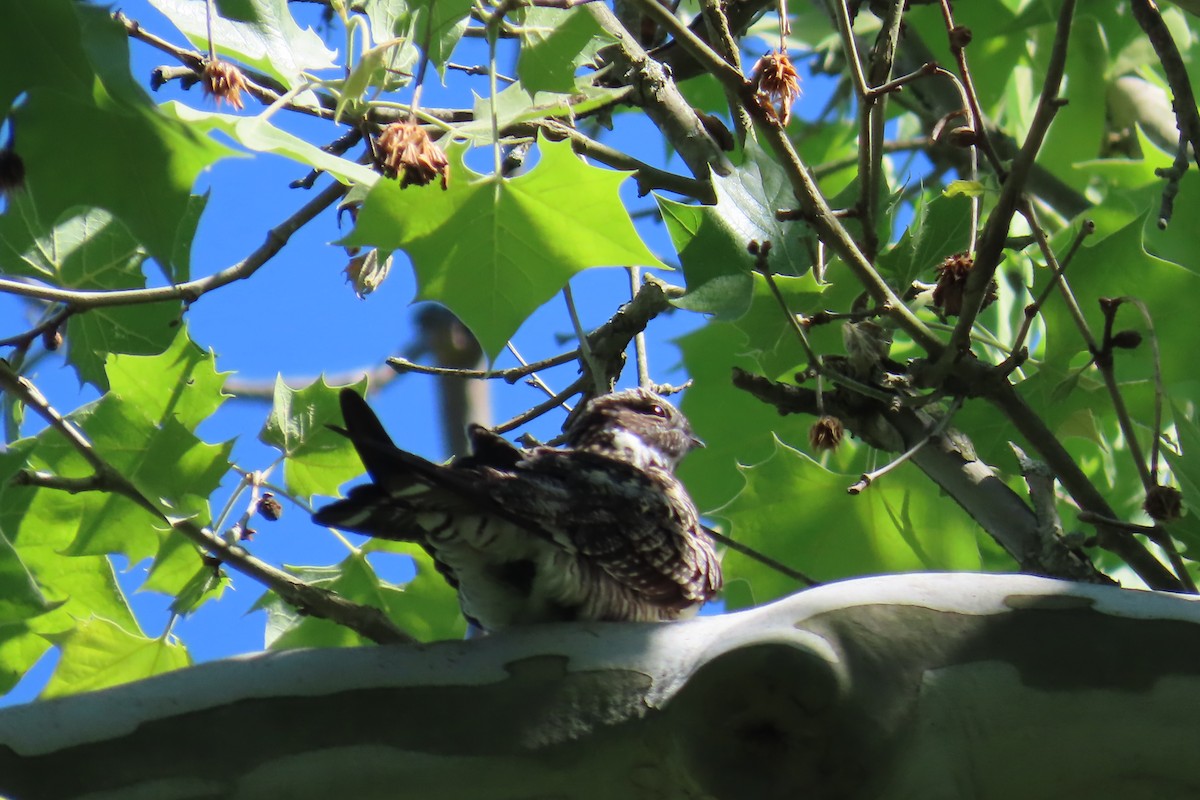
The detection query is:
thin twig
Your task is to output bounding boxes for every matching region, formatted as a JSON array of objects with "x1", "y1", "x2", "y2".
[
  {"x1": 705, "y1": 526, "x2": 820, "y2": 587},
  {"x1": 507, "y1": 342, "x2": 566, "y2": 403},
  {"x1": 0, "y1": 364, "x2": 415, "y2": 644},
  {"x1": 628, "y1": 268, "x2": 651, "y2": 388},
  {"x1": 494, "y1": 376, "x2": 588, "y2": 433},
  {"x1": 1003, "y1": 218, "x2": 1095, "y2": 367},
  {"x1": 935, "y1": 0, "x2": 1004, "y2": 175},
  {"x1": 937, "y1": 0, "x2": 1075, "y2": 369},
  {"x1": 0, "y1": 182, "x2": 348, "y2": 309},
  {"x1": 848, "y1": 398, "x2": 963, "y2": 494},
  {"x1": 563, "y1": 284, "x2": 606, "y2": 395}
]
